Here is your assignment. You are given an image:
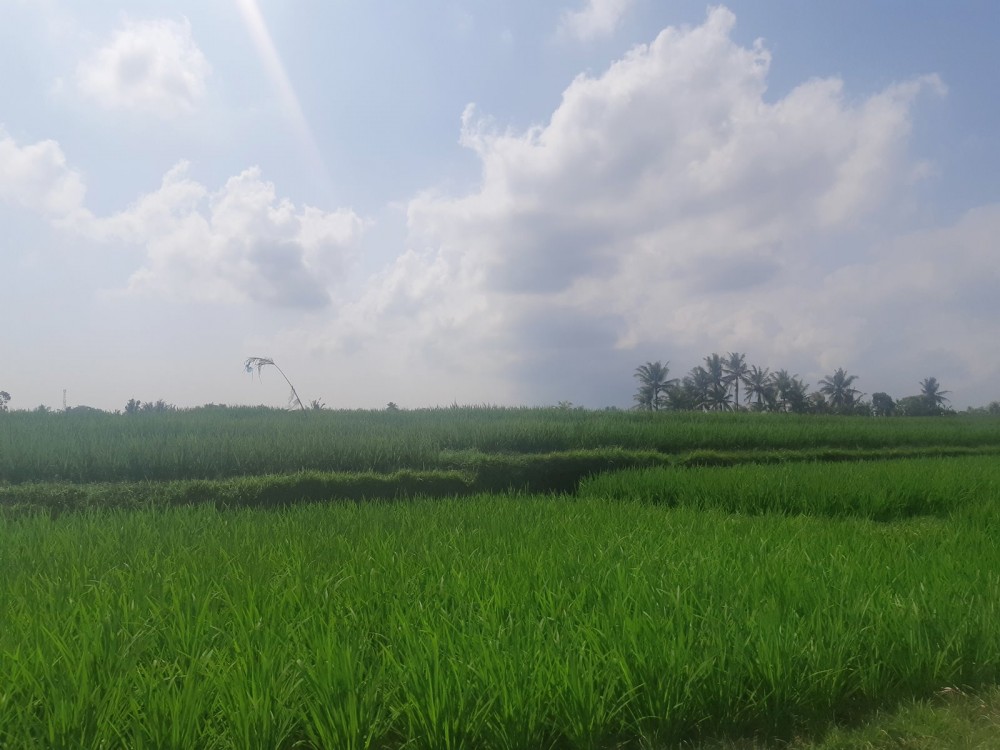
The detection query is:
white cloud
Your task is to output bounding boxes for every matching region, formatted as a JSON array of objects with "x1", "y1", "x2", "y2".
[
  {"x1": 0, "y1": 121, "x2": 368, "y2": 310},
  {"x1": 0, "y1": 127, "x2": 86, "y2": 218},
  {"x1": 323, "y1": 6, "x2": 970, "y2": 406},
  {"x1": 75, "y1": 17, "x2": 210, "y2": 116},
  {"x1": 558, "y1": 0, "x2": 635, "y2": 42},
  {"x1": 85, "y1": 163, "x2": 367, "y2": 309}
]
